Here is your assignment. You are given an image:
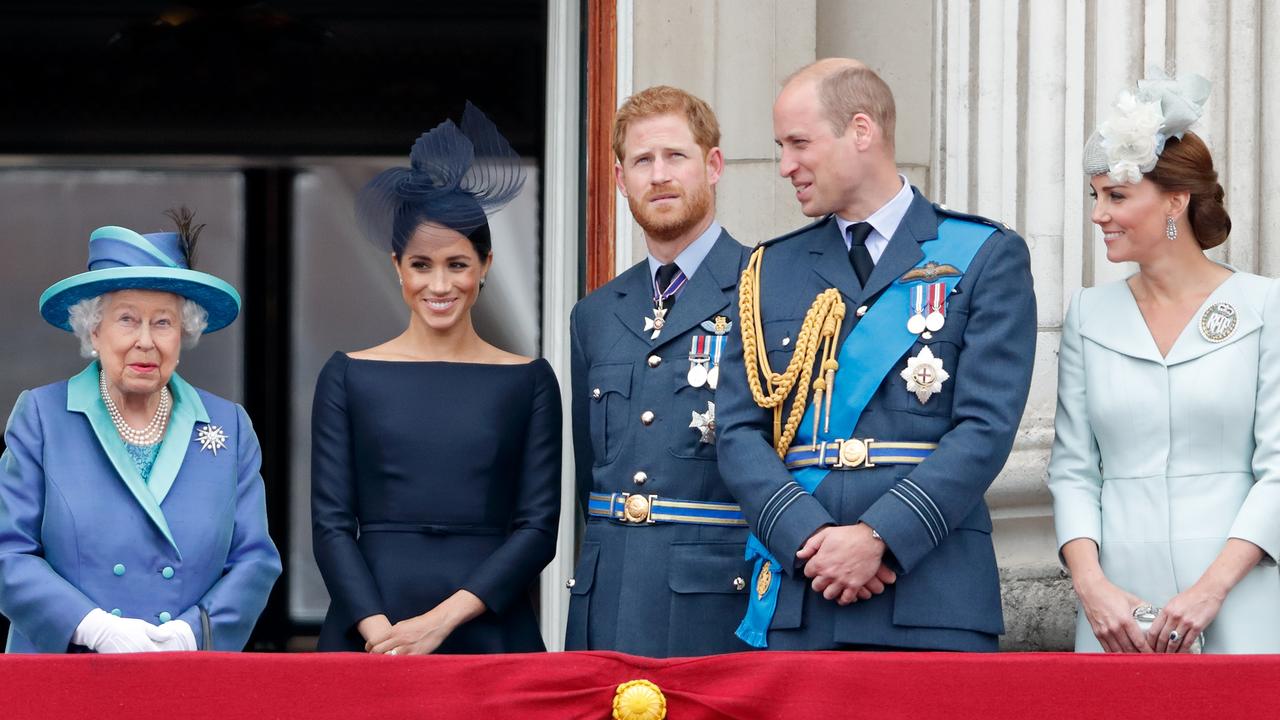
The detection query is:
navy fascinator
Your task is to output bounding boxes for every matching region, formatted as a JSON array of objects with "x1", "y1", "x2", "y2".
[{"x1": 356, "y1": 102, "x2": 526, "y2": 255}]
